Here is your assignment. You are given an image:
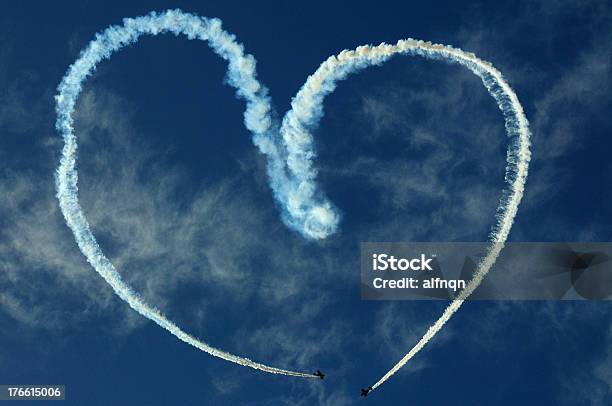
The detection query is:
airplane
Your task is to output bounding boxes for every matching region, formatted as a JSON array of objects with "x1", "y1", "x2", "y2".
[
  {"x1": 360, "y1": 386, "x2": 373, "y2": 397},
  {"x1": 313, "y1": 370, "x2": 325, "y2": 379}
]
